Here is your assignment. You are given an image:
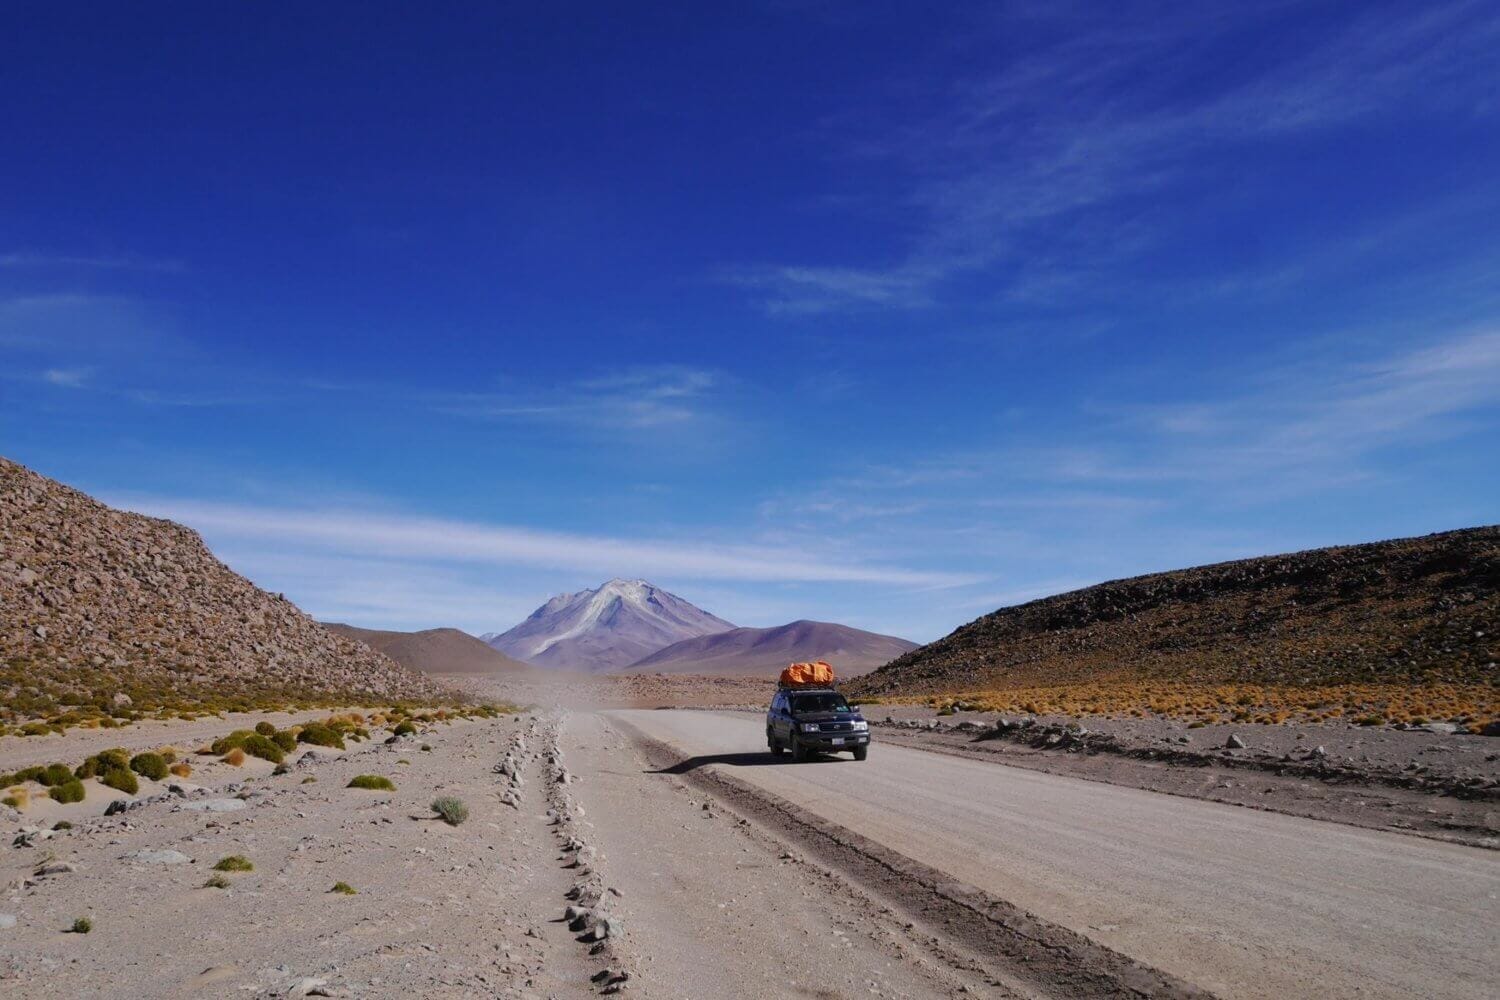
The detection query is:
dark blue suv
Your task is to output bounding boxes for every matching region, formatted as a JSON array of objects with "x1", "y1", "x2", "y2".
[{"x1": 766, "y1": 688, "x2": 870, "y2": 761}]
